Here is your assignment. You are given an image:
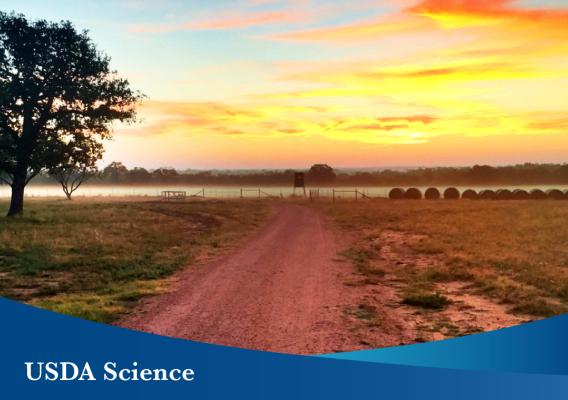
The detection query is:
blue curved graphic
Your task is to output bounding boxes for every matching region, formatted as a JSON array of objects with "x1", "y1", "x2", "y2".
[
  {"x1": 0, "y1": 297, "x2": 566, "y2": 400},
  {"x1": 322, "y1": 315, "x2": 568, "y2": 374}
]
